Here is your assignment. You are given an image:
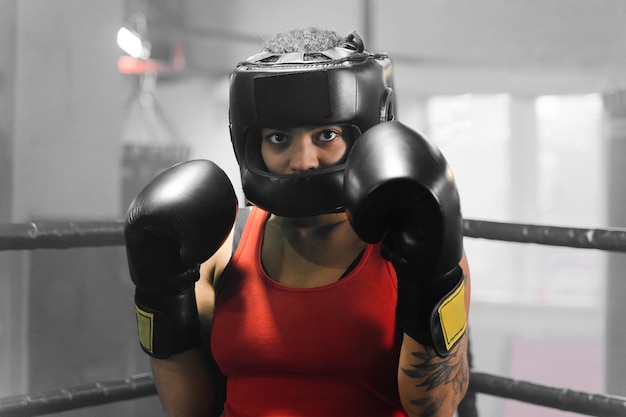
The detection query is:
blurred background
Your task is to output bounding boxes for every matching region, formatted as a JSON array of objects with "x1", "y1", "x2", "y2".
[{"x1": 1, "y1": 1, "x2": 625, "y2": 416}]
